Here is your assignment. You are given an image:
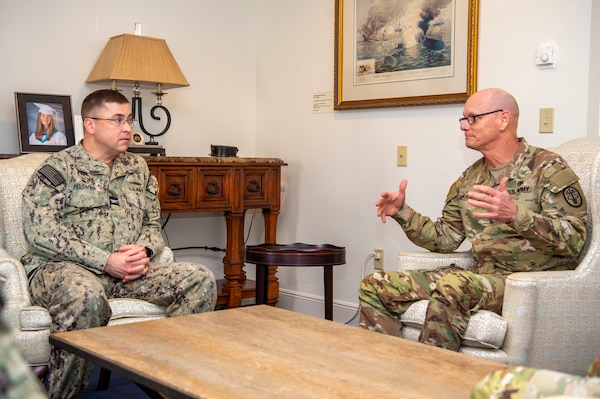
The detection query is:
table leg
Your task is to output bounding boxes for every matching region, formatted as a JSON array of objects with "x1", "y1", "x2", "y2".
[
  {"x1": 324, "y1": 265, "x2": 333, "y2": 320},
  {"x1": 223, "y1": 211, "x2": 245, "y2": 308},
  {"x1": 255, "y1": 264, "x2": 268, "y2": 304},
  {"x1": 262, "y1": 209, "x2": 280, "y2": 305}
]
